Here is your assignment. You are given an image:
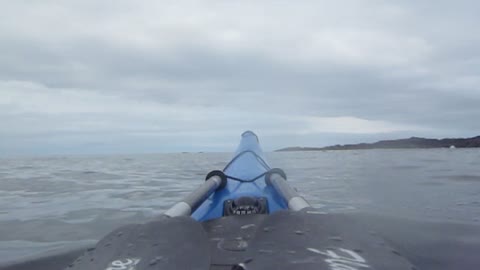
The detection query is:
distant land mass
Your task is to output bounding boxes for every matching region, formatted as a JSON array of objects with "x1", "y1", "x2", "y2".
[{"x1": 277, "y1": 135, "x2": 480, "y2": 151}]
